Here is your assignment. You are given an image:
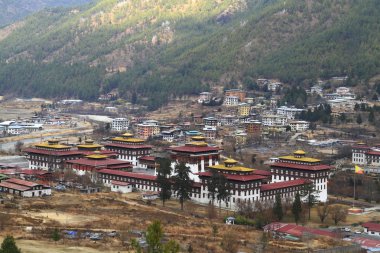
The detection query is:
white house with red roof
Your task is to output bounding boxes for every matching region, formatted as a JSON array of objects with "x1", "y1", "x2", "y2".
[
  {"x1": 363, "y1": 222, "x2": 380, "y2": 237},
  {"x1": 110, "y1": 180, "x2": 133, "y2": 194},
  {"x1": 0, "y1": 178, "x2": 51, "y2": 197}
]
